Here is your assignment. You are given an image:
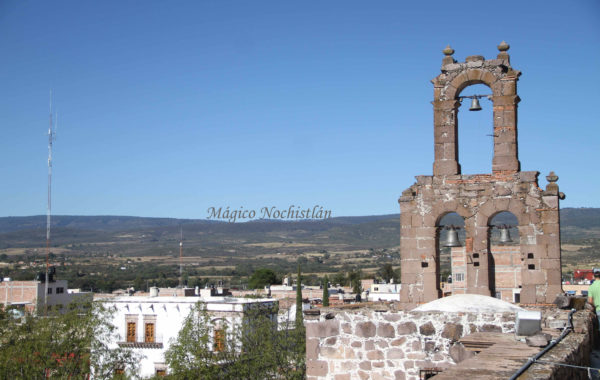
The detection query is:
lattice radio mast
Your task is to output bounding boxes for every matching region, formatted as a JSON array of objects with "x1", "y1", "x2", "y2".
[
  {"x1": 178, "y1": 226, "x2": 183, "y2": 288},
  {"x1": 44, "y1": 91, "x2": 56, "y2": 315}
]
